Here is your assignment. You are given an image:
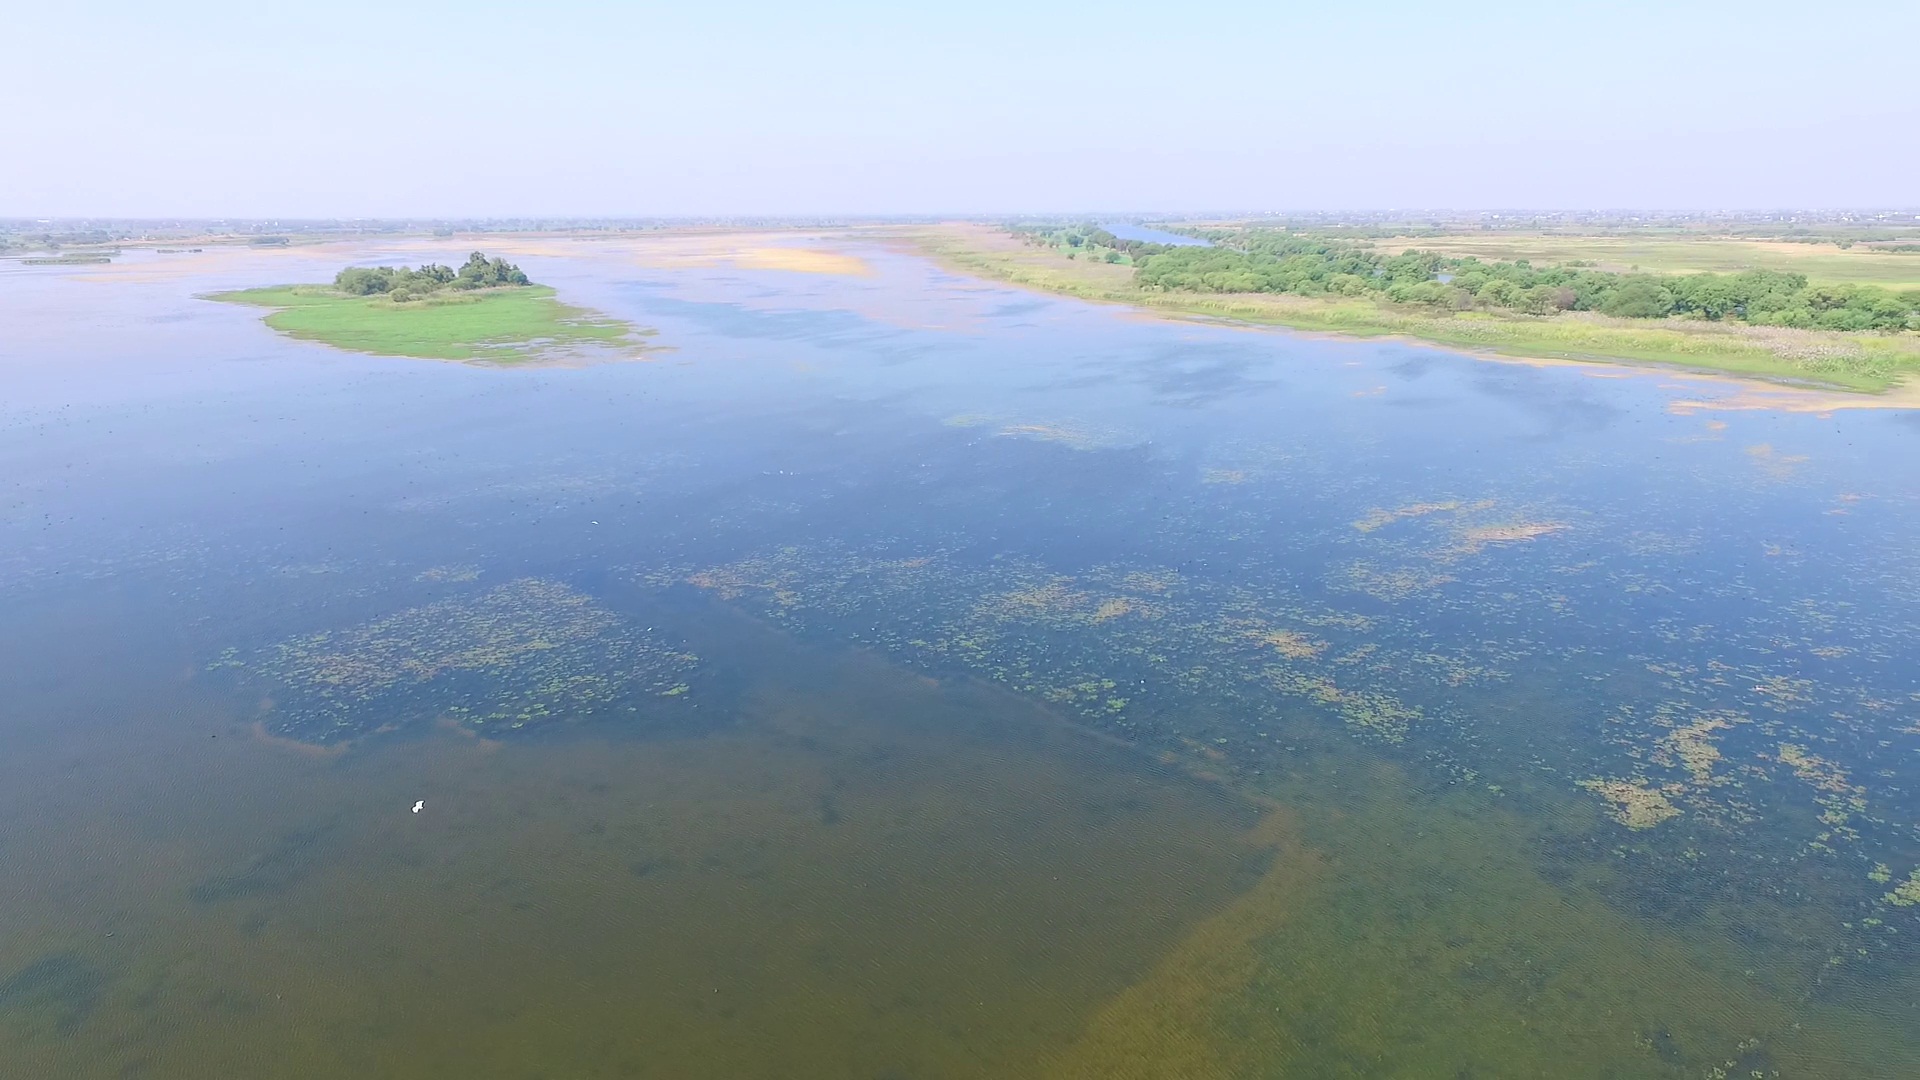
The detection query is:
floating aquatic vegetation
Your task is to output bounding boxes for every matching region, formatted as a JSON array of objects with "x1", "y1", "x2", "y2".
[
  {"x1": 1346, "y1": 496, "x2": 1572, "y2": 563},
  {"x1": 1753, "y1": 675, "x2": 1815, "y2": 708},
  {"x1": 1652, "y1": 710, "x2": 1743, "y2": 787},
  {"x1": 1264, "y1": 670, "x2": 1420, "y2": 743},
  {"x1": 1408, "y1": 650, "x2": 1508, "y2": 688},
  {"x1": 1887, "y1": 870, "x2": 1920, "y2": 907},
  {"x1": 662, "y1": 546, "x2": 1447, "y2": 765},
  {"x1": 1193, "y1": 440, "x2": 1302, "y2": 487},
  {"x1": 1451, "y1": 520, "x2": 1568, "y2": 555},
  {"x1": 1580, "y1": 778, "x2": 1684, "y2": 829},
  {"x1": 1774, "y1": 743, "x2": 1858, "y2": 798},
  {"x1": 1330, "y1": 560, "x2": 1457, "y2": 602},
  {"x1": 942, "y1": 413, "x2": 1133, "y2": 451},
  {"x1": 1254, "y1": 629, "x2": 1326, "y2": 660},
  {"x1": 640, "y1": 439, "x2": 1920, "y2": 979},
  {"x1": 245, "y1": 578, "x2": 698, "y2": 744},
  {"x1": 1351, "y1": 500, "x2": 1485, "y2": 533},
  {"x1": 1623, "y1": 531, "x2": 1703, "y2": 557},
  {"x1": 975, "y1": 579, "x2": 1141, "y2": 625}
]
